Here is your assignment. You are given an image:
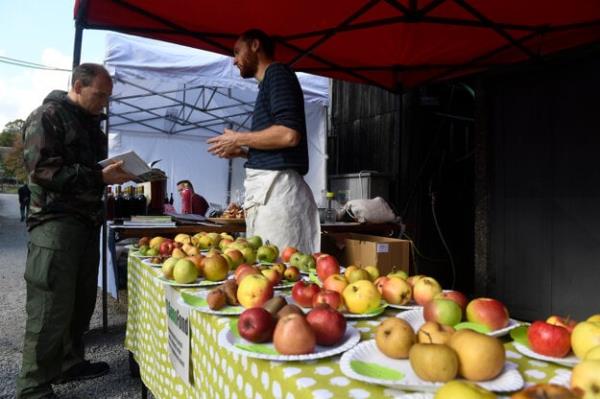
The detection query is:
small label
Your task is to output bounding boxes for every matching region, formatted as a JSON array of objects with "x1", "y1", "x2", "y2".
[{"x1": 376, "y1": 243, "x2": 389, "y2": 253}]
